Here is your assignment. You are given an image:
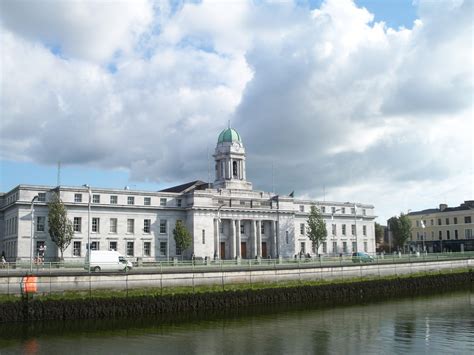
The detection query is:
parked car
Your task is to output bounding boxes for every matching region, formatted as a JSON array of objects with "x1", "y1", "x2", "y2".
[
  {"x1": 85, "y1": 250, "x2": 133, "y2": 272},
  {"x1": 352, "y1": 252, "x2": 374, "y2": 263}
]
